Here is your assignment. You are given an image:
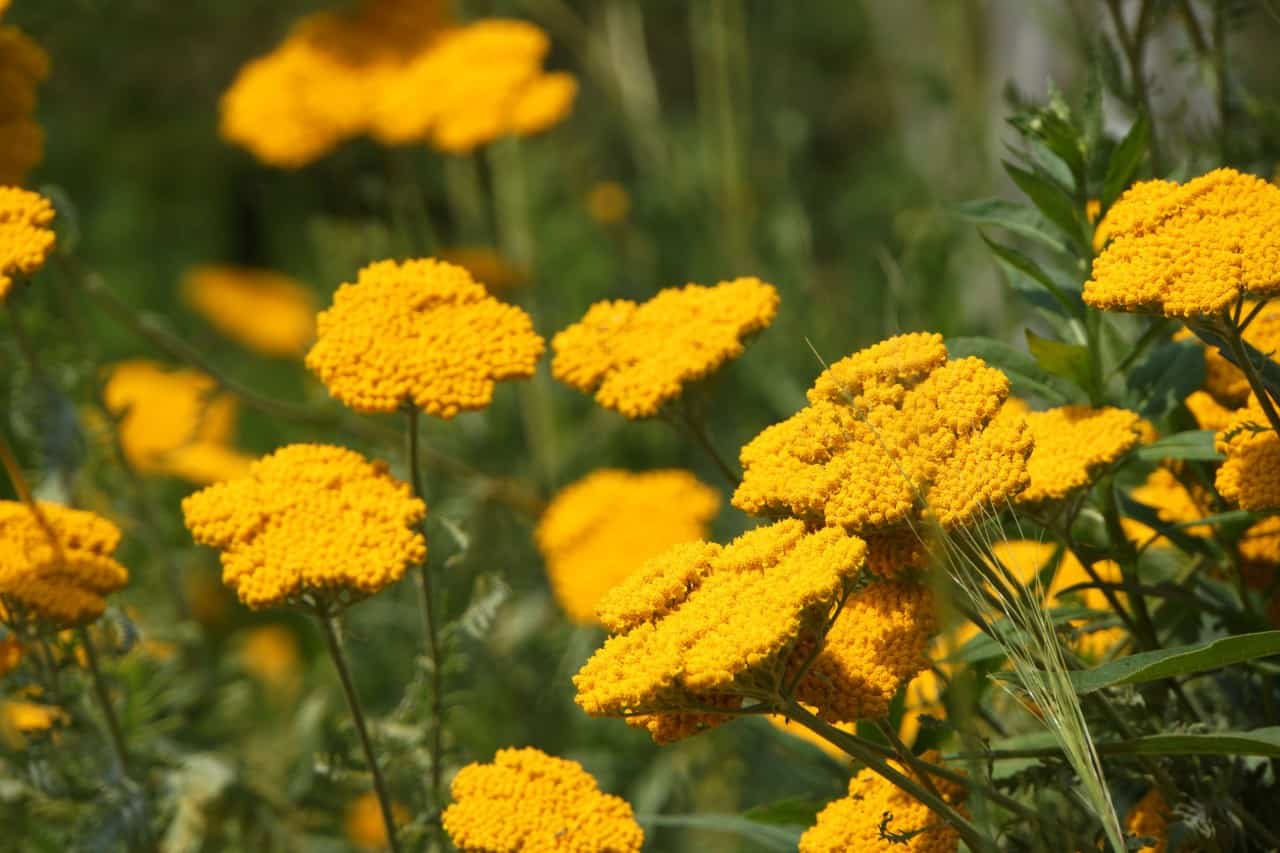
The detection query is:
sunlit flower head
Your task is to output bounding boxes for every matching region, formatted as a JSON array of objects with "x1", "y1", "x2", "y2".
[
  {"x1": 183, "y1": 265, "x2": 316, "y2": 357},
  {"x1": 442, "y1": 747, "x2": 644, "y2": 853},
  {"x1": 551, "y1": 277, "x2": 780, "y2": 419},
  {"x1": 306, "y1": 258, "x2": 545, "y2": 417},
  {"x1": 1125, "y1": 788, "x2": 1170, "y2": 853},
  {"x1": 734, "y1": 332, "x2": 1032, "y2": 532},
  {"x1": 1122, "y1": 467, "x2": 1213, "y2": 546},
  {"x1": 798, "y1": 750, "x2": 965, "y2": 853},
  {"x1": 0, "y1": 25, "x2": 49, "y2": 184},
  {"x1": 0, "y1": 501, "x2": 129, "y2": 629},
  {"x1": 0, "y1": 699, "x2": 67, "y2": 750},
  {"x1": 1016, "y1": 404, "x2": 1142, "y2": 504},
  {"x1": 182, "y1": 444, "x2": 426, "y2": 610},
  {"x1": 1238, "y1": 516, "x2": 1280, "y2": 566},
  {"x1": 535, "y1": 469, "x2": 719, "y2": 624},
  {"x1": 103, "y1": 360, "x2": 253, "y2": 485},
  {"x1": 0, "y1": 185, "x2": 54, "y2": 302},
  {"x1": 1084, "y1": 169, "x2": 1280, "y2": 318},
  {"x1": 1215, "y1": 397, "x2": 1280, "y2": 511},
  {"x1": 1184, "y1": 390, "x2": 1236, "y2": 432}
]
